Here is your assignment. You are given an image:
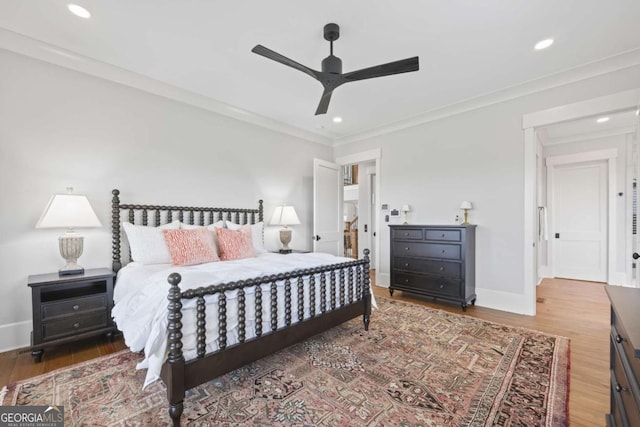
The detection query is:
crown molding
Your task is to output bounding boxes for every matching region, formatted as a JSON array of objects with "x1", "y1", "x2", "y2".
[
  {"x1": 333, "y1": 48, "x2": 640, "y2": 146},
  {"x1": 0, "y1": 28, "x2": 332, "y2": 146}
]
